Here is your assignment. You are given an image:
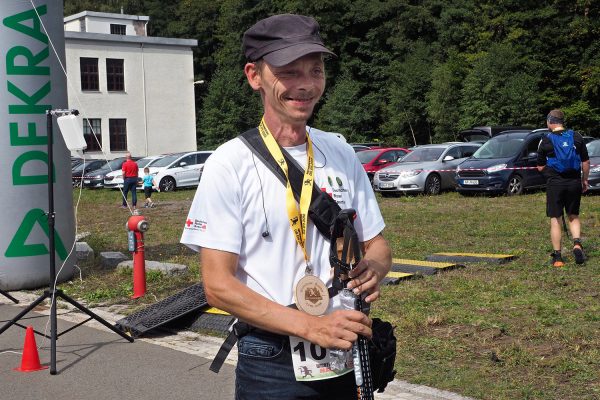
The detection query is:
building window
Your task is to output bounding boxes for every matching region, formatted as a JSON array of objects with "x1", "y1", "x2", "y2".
[
  {"x1": 80, "y1": 58, "x2": 99, "y2": 91},
  {"x1": 109, "y1": 119, "x2": 127, "y2": 151},
  {"x1": 106, "y1": 59, "x2": 125, "y2": 91},
  {"x1": 110, "y1": 24, "x2": 126, "y2": 35},
  {"x1": 79, "y1": 19, "x2": 86, "y2": 32},
  {"x1": 83, "y1": 118, "x2": 102, "y2": 152}
]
